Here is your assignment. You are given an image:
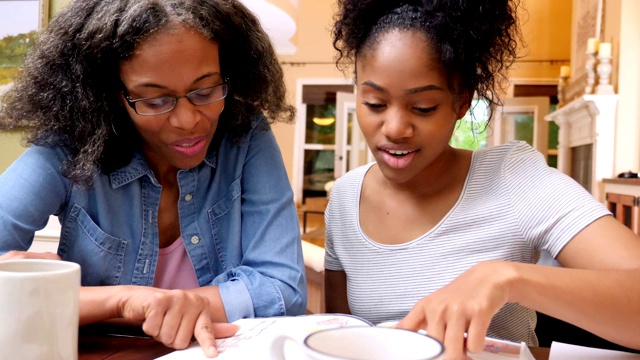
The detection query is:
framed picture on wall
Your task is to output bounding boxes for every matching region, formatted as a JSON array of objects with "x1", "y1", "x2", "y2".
[
  {"x1": 39, "y1": 0, "x2": 51, "y2": 29},
  {"x1": 0, "y1": 0, "x2": 50, "y2": 88}
]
